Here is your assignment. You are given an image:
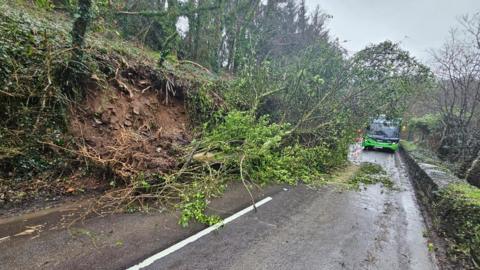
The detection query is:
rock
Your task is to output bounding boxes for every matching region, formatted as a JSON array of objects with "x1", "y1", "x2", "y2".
[
  {"x1": 94, "y1": 118, "x2": 103, "y2": 125},
  {"x1": 124, "y1": 120, "x2": 132, "y2": 127},
  {"x1": 101, "y1": 112, "x2": 110, "y2": 123},
  {"x1": 110, "y1": 116, "x2": 119, "y2": 124},
  {"x1": 133, "y1": 106, "x2": 140, "y2": 115},
  {"x1": 91, "y1": 73, "x2": 100, "y2": 81}
]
